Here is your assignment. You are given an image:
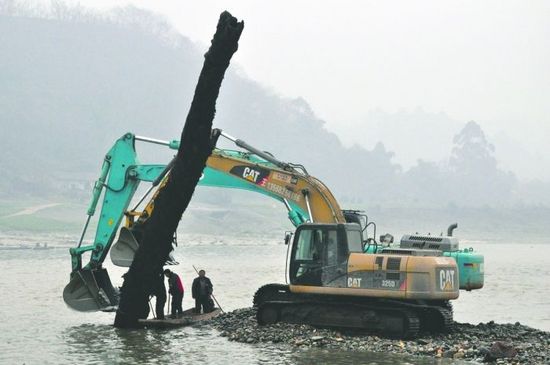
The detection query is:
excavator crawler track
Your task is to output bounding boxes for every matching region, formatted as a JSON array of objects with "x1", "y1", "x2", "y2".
[
  {"x1": 253, "y1": 284, "x2": 291, "y2": 307},
  {"x1": 254, "y1": 283, "x2": 454, "y2": 339}
]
